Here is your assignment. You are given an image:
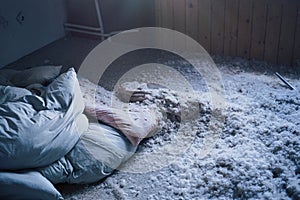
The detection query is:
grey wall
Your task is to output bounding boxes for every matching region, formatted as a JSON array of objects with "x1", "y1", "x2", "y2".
[
  {"x1": 66, "y1": 0, "x2": 155, "y2": 33},
  {"x1": 0, "y1": 0, "x2": 67, "y2": 68}
]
